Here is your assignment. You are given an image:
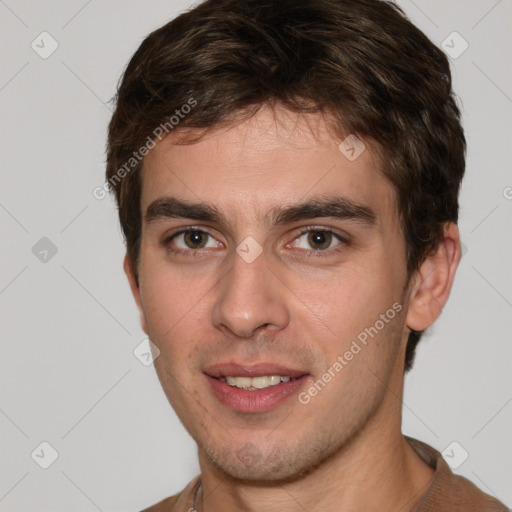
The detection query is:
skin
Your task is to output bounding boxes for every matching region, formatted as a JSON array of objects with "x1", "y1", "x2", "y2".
[{"x1": 124, "y1": 105, "x2": 460, "y2": 511}]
